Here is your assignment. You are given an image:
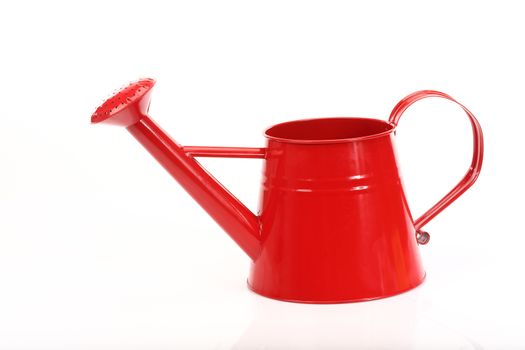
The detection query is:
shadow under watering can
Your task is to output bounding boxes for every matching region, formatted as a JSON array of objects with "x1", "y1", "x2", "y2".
[{"x1": 91, "y1": 79, "x2": 483, "y2": 303}]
